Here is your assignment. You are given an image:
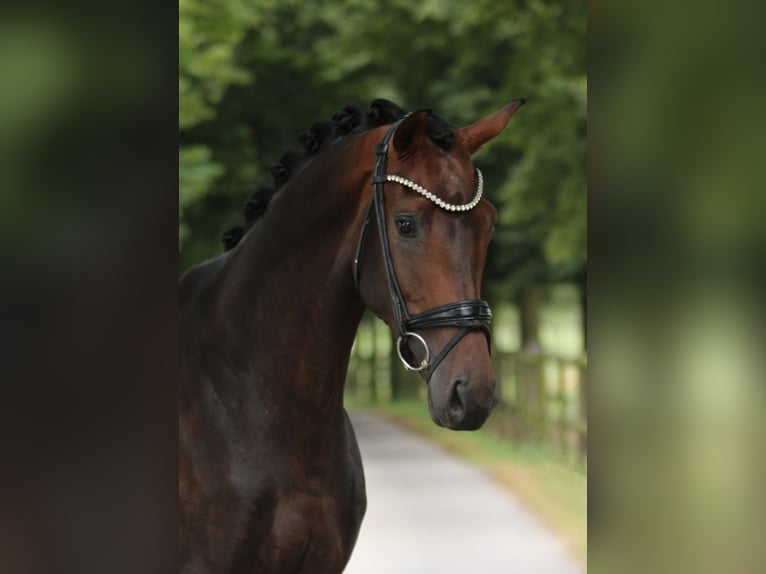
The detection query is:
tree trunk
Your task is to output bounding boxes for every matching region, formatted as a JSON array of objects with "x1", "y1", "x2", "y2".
[
  {"x1": 578, "y1": 273, "x2": 587, "y2": 352},
  {"x1": 516, "y1": 285, "x2": 542, "y2": 352},
  {"x1": 515, "y1": 285, "x2": 545, "y2": 439}
]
